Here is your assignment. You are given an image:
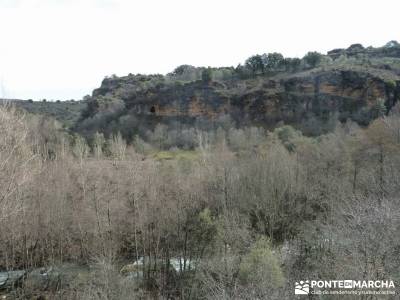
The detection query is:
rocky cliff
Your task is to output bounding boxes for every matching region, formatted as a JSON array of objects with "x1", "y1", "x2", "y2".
[
  {"x1": 78, "y1": 64, "x2": 399, "y2": 138},
  {"x1": 16, "y1": 42, "x2": 399, "y2": 139}
]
